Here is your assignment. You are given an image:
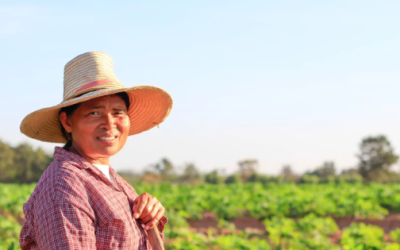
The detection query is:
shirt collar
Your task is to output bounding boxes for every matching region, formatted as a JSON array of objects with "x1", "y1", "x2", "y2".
[
  {"x1": 53, "y1": 147, "x2": 123, "y2": 191},
  {"x1": 53, "y1": 146, "x2": 122, "y2": 191},
  {"x1": 53, "y1": 146, "x2": 93, "y2": 169}
]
